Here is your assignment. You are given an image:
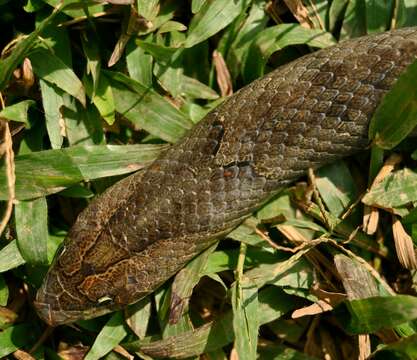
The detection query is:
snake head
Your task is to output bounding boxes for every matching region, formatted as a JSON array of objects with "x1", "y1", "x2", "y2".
[
  {"x1": 34, "y1": 173, "x2": 151, "y2": 326},
  {"x1": 34, "y1": 245, "x2": 120, "y2": 326}
]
